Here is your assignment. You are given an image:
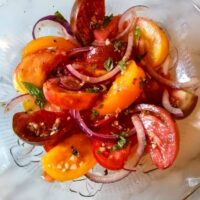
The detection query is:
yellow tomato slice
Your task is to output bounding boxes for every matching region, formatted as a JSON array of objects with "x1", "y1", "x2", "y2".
[
  {"x1": 22, "y1": 36, "x2": 77, "y2": 58},
  {"x1": 136, "y1": 17, "x2": 169, "y2": 68},
  {"x1": 96, "y1": 60, "x2": 145, "y2": 115},
  {"x1": 42, "y1": 133, "x2": 96, "y2": 181}
]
